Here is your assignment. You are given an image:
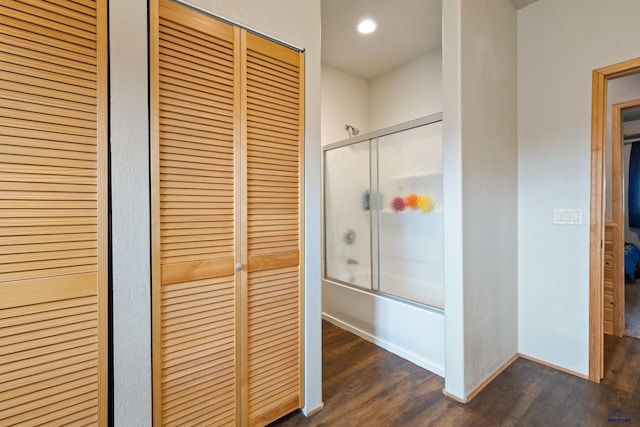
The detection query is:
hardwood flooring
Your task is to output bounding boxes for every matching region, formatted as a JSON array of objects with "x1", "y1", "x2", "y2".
[
  {"x1": 270, "y1": 321, "x2": 640, "y2": 426},
  {"x1": 625, "y1": 282, "x2": 640, "y2": 338}
]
